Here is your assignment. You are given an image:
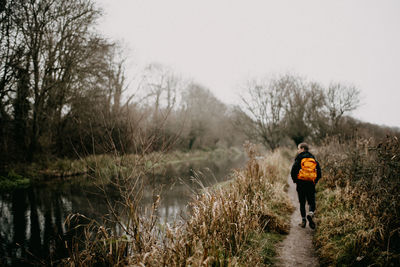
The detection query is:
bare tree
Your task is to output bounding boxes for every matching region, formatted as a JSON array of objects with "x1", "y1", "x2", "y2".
[
  {"x1": 140, "y1": 64, "x2": 181, "y2": 122},
  {"x1": 304, "y1": 82, "x2": 329, "y2": 142},
  {"x1": 6, "y1": 0, "x2": 101, "y2": 160},
  {"x1": 179, "y1": 83, "x2": 227, "y2": 149},
  {"x1": 273, "y1": 74, "x2": 311, "y2": 146},
  {"x1": 0, "y1": 0, "x2": 106, "y2": 161},
  {"x1": 129, "y1": 63, "x2": 186, "y2": 151},
  {"x1": 324, "y1": 82, "x2": 361, "y2": 133},
  {"x1": 283, "y1": 79, "x2": 361, "y2": 144},
  {"x1": 239, "y1": 76, "x2": 287, "y2": 150},
  {"x1": 0, "y1": 1, "x2": 26, "y2": 159}
]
